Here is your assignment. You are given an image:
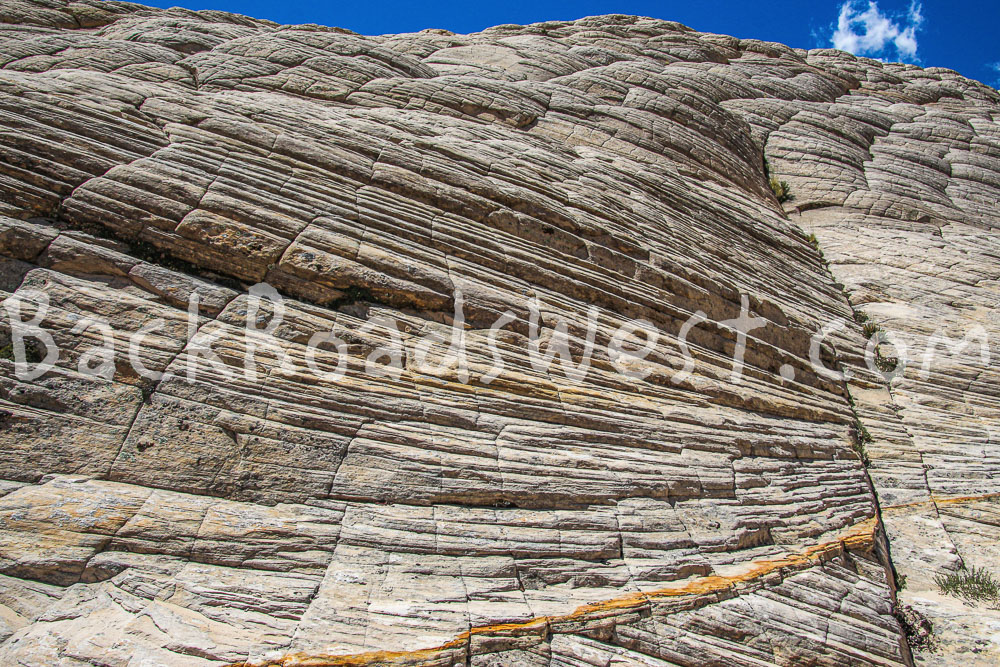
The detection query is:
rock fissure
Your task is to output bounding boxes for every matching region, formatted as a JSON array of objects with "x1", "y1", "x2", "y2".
[{"x1": 231, "y1": 518, "x2": 879, "y2": 666}]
